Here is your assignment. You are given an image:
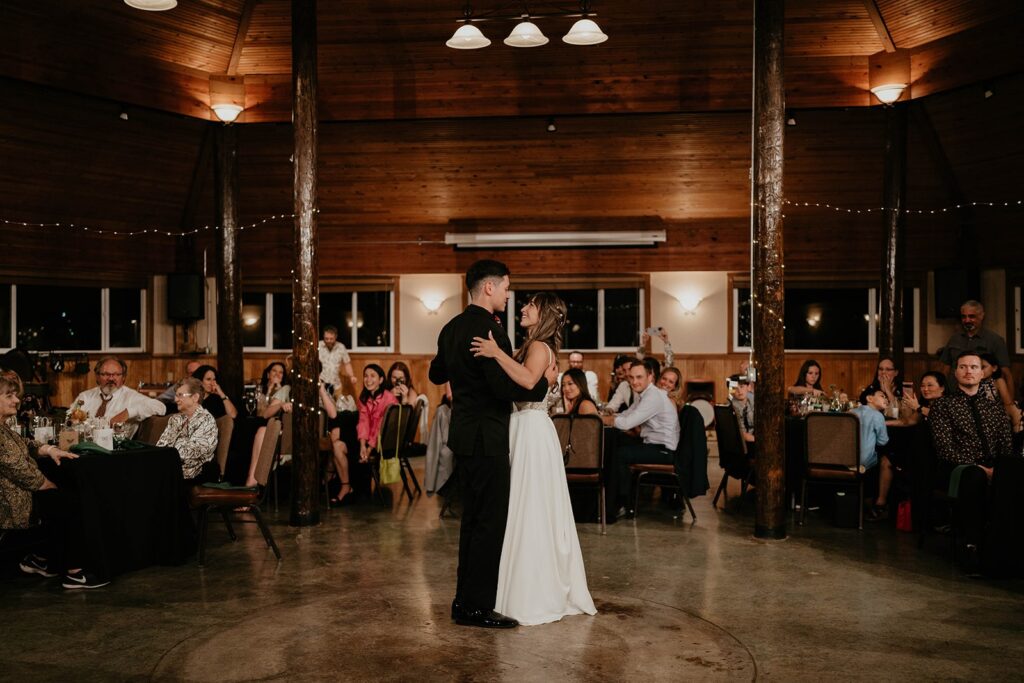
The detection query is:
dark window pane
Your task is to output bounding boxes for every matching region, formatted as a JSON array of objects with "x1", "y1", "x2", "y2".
[
  {"x1": 17, "y1": 285, "x2": 101, "y2": 350},
  {"x1": 272, "y1": 292, "x2": 293, "y2": 350},
  {"x1": 902, "y1": 286, "x2": 916, "y2": 349},
  {"x1": 357, "y1": 291, "x2": 391, "y2": 348},
  {"x1": 108, "y1": 288, "x2": 142, "y2": 348},
  {"x1": 514, "y1": 290, "x2": 599, "y2": 350},
  {"x1": 785, "y1": 288, "x2": 869, "y2": 350},
  {"x1": 0, "y1": 284, "x2": 11, "y2": 348},
  {"x1": 737, "y1": 288, "x2": 753, "y2": 349},
  {"x1": 320, "y1": 292, "x2": 354, "y2": 347},
  {"x1": 604, "y1": 288, "x2": 640, "y2": 347},
  {"x1": 241, "y1": 293, "x2": 267, "y2": 347}
]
